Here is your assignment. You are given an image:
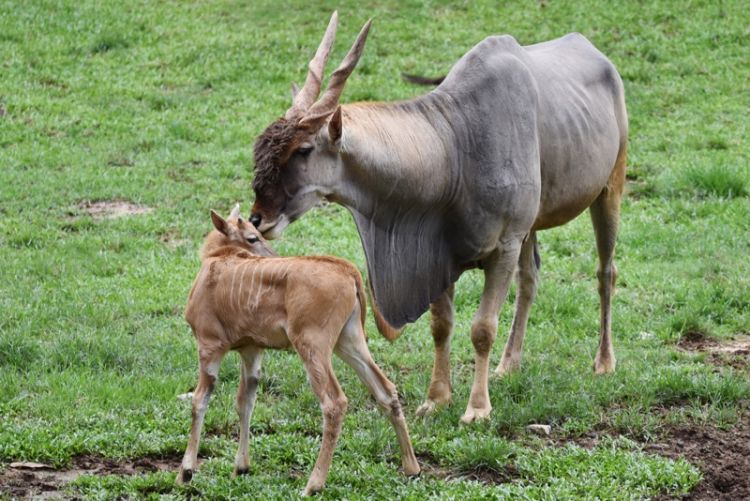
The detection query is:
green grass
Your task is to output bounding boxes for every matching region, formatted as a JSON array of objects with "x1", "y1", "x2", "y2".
[{"x1": 1, "y1": 0, "x2": 749, "y2": 498}]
